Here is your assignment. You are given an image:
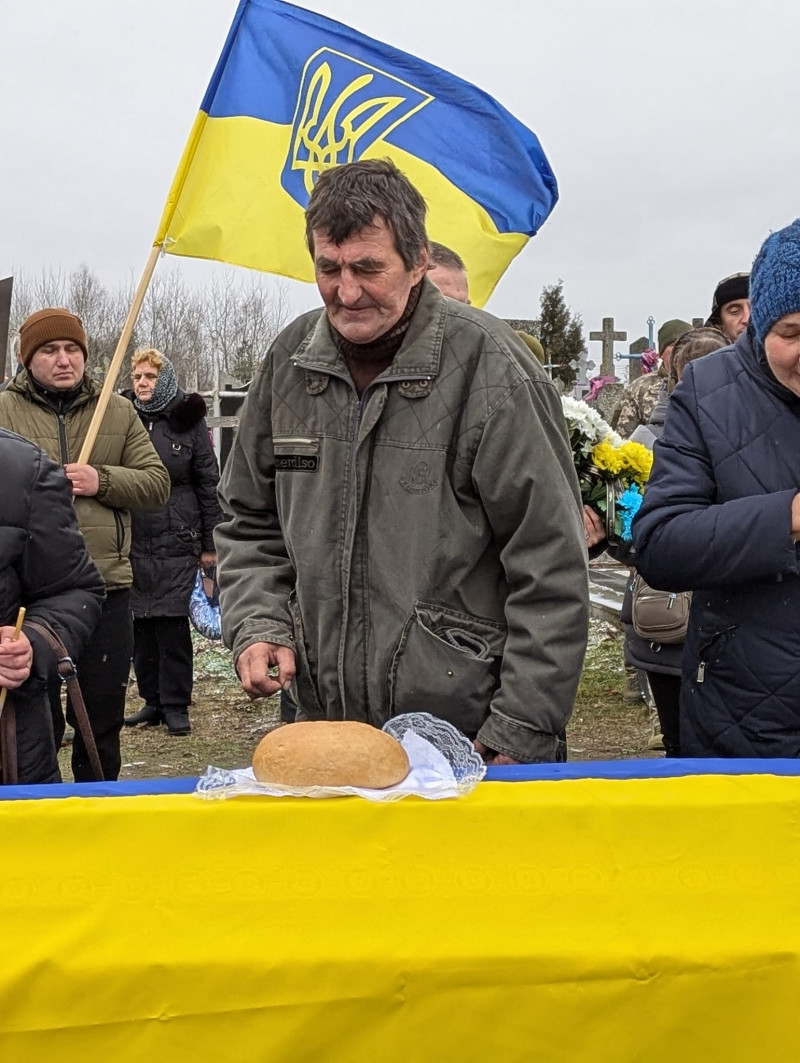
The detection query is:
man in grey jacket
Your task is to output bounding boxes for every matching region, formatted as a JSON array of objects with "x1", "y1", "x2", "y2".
[{"x1": 216, "y1": 159, "x2": 589, "y2": 764}]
